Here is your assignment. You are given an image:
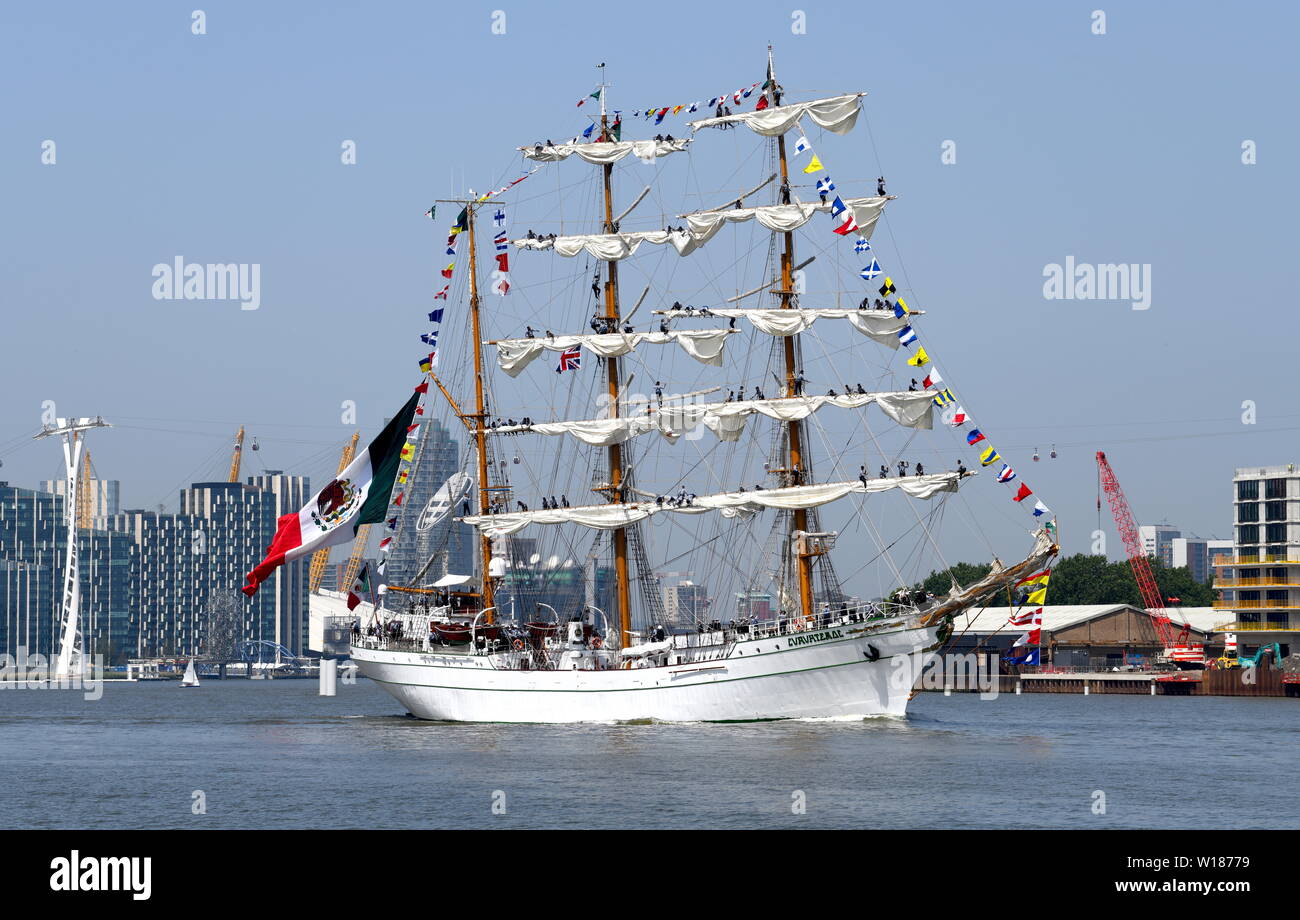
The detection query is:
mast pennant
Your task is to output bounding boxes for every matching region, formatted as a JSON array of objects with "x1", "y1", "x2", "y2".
[{"x1": 241, "y1": 391, "x2": 421, "y2": 596}]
